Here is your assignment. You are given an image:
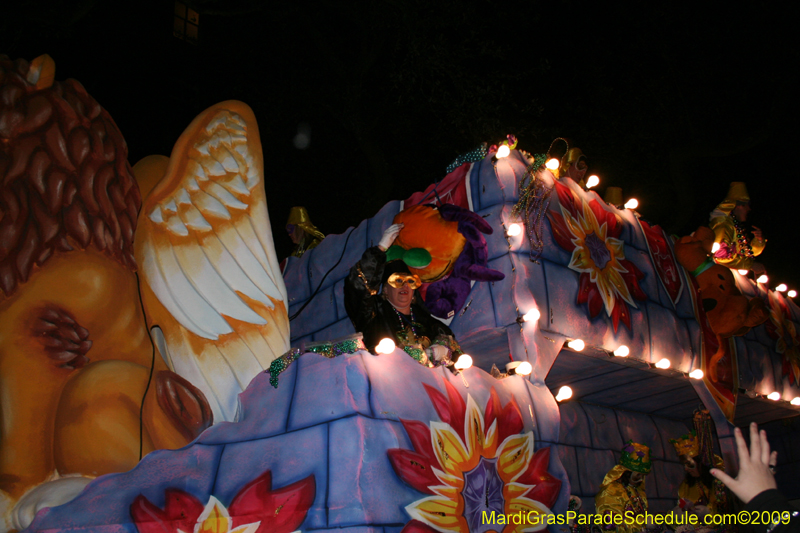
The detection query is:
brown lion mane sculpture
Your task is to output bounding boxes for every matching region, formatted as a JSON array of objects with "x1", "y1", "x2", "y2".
[{"x1": 0, "y1": 55, "x2": 212, "y2": 531}]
